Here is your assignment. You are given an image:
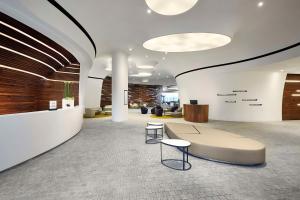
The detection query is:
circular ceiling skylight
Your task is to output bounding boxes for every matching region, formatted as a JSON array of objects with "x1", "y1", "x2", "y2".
[
  {"x1": 145, "y1": 0, "x2": 198, "y2": 15},
  {"x1": 143, "y1": 33, "x2": 231, "y2": 52}
]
